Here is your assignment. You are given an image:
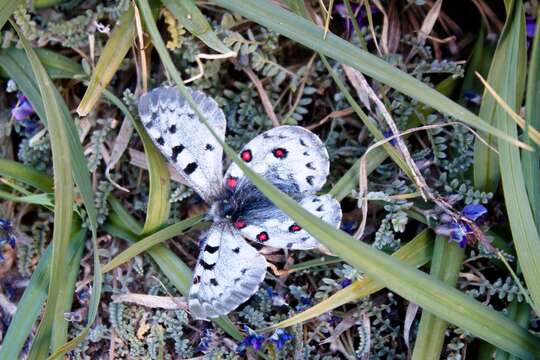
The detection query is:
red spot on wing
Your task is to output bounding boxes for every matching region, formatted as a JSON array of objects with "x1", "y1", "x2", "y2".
[
  {"x1": 256, "y1": 231, "x2": 269, "y2": 242},
  {"x1": 289, "y1": 224, "x2": 302, "y2": 232},
  {"x1": 272, "y1": 148, "x2": 288, "y2": 158},
  {"x1": 226, "y1": 177, "x2": 237, "y2": 189},
  {"x1": 241, "y1": 149, "x2": 252, "y2": 162},
  {"x1": 234, "y1": 218, "x2": 247, "y2": 230}
]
